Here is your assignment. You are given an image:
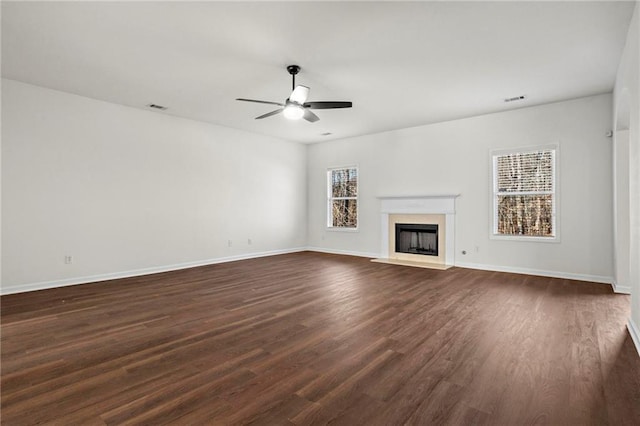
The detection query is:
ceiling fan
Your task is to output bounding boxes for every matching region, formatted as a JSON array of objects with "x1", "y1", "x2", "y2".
[{"x1": 236, "y1": 65, "x2": 352, "y2": 122}]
